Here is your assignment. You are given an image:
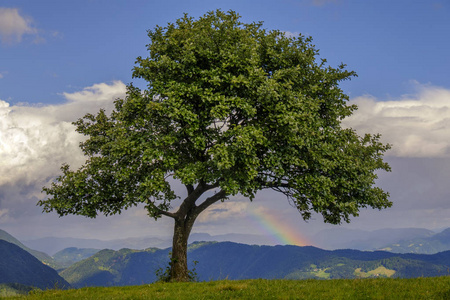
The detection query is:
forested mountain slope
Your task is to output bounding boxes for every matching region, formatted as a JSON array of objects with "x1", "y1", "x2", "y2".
[
  {"x1": 0, "y1": 240, "x2": 70, "y2": 289},
  {"x1": 61, "y1": 242, "x2": 450, "y2": 287}
]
